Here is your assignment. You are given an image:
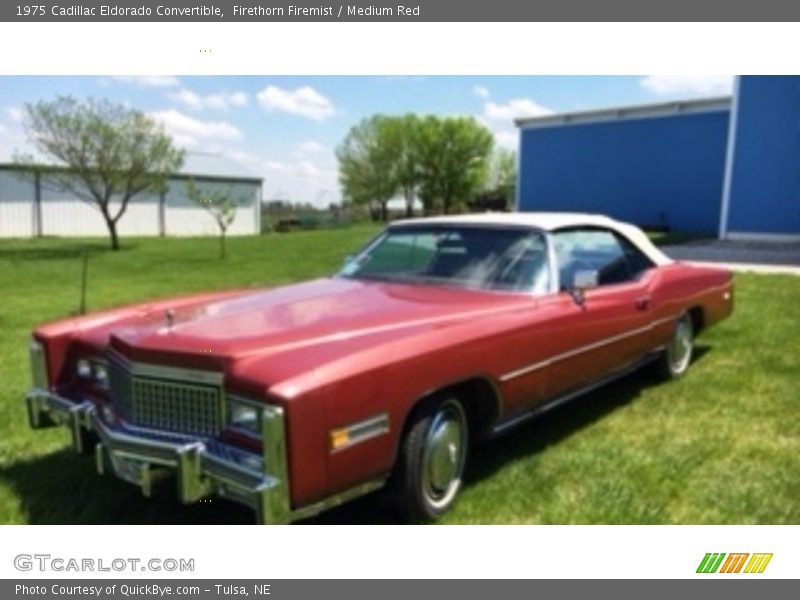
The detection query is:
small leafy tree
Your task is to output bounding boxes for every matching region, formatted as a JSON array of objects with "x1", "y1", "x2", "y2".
[
  {"x1": 18, "y1": 96, "x2": 184, "y2": 250},
  {"x1": 185, "y1": 178, "x2": 243, "y2": 259}
]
